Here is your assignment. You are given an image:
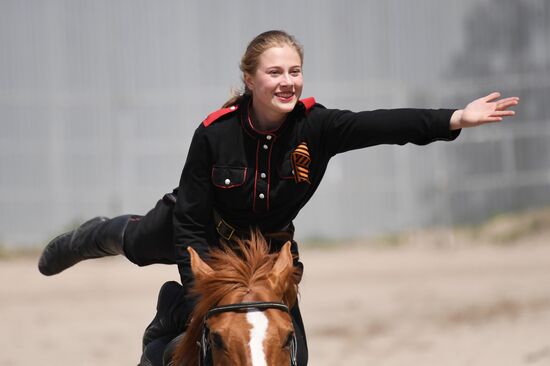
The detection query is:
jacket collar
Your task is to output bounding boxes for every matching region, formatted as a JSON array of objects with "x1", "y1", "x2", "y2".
[{"x1": 240, "y1": 96, "x2": 306, "y2": 140}]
